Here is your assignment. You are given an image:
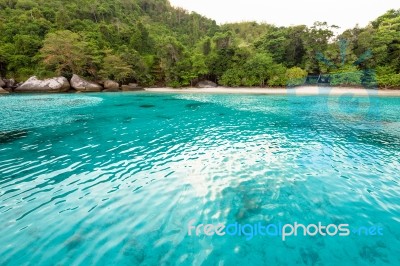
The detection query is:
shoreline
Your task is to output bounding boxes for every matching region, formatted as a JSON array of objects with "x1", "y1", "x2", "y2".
[
  {"x1": 2, "y1": 86, "x2": 400, "y2": 97},
  {"x1": 144, "y1": 86, "x2": 400, "y2": 97}
]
